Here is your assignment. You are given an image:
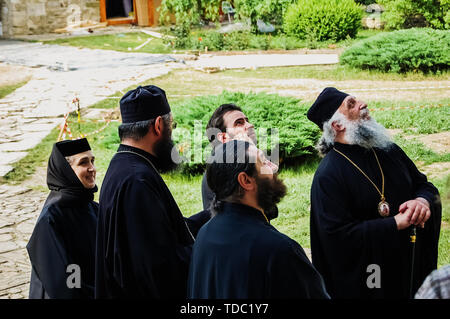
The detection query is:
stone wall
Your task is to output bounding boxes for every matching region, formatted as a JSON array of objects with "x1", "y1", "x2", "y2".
[{"x1": 1, "y1": 0, "x2": 100, "y2": 37}]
